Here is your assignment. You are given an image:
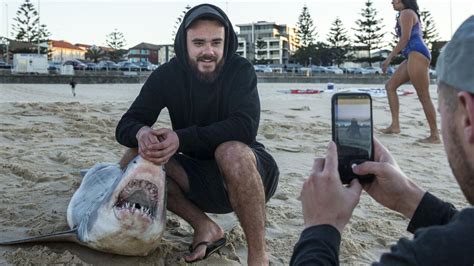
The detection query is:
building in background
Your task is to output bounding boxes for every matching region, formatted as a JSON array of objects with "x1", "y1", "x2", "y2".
[
  {"x1": 49, "y1": 40, "x2": 85, "y2": 62},
  {"x1": 127, "y1": 42, "x2": 174, "y2": 65},
  {"x1": 236, "y1": 21, "x2": 300, "y2": 65}
]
